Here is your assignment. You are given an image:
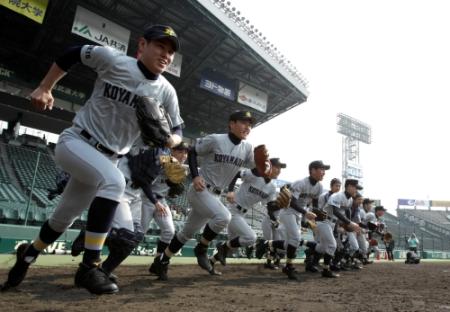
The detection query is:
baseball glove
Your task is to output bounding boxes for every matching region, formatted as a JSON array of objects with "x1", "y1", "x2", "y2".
[
  {"x1": 383, "y1": 232, "x2": 393, "y2": 241},
  {"x1": 136, "y1": 96, "x2": 172, "y2": 148},
  {"x1": 166, "y1": 180, "x2": 185, "y2": 198},
  {"x1": 275, "y1": 186, "x2": 291, "y2": 208},
  {"x1": 160, "y1": 156, "x2": 187, "y2": 184},
  {"x1": 311, "y1": 208, "x2": 327, "y2": 222},
  {"x1": 253, "y1": 144, "x2": 272, "y2": 177}
]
